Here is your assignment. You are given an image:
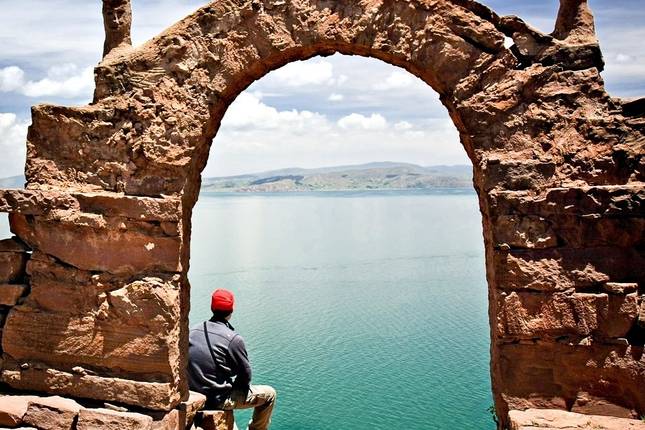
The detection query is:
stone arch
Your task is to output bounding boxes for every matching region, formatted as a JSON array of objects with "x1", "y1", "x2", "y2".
[{"x1": 0, "y1": 0, "x2": 642, "y2": 428}]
